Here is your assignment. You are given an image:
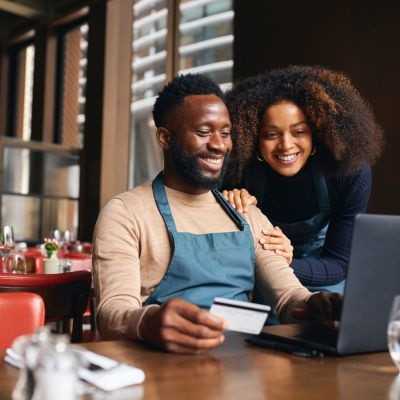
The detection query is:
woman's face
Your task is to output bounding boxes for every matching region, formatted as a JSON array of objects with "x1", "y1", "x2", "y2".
[{"x1": 258, "y1": 101, "x2": 313, "y2": 177}]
